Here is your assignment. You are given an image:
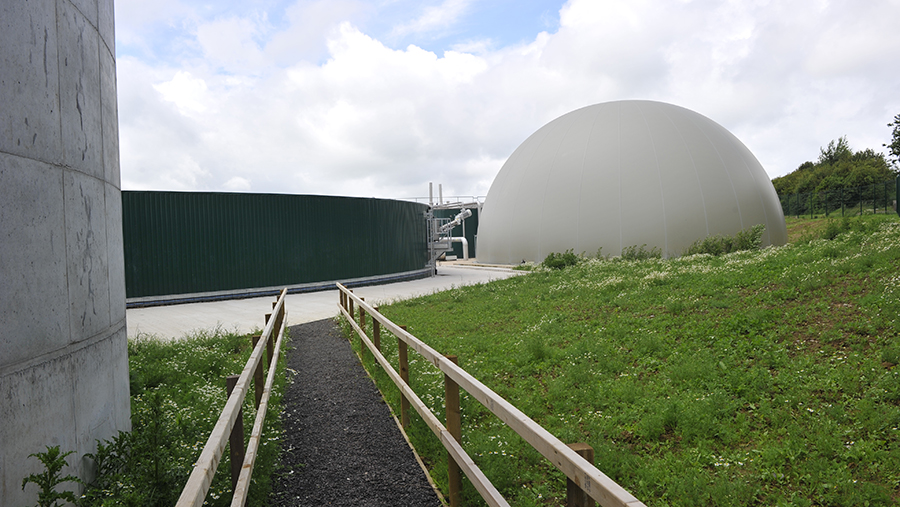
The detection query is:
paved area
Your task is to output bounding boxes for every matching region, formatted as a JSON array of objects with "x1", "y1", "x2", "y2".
[{"x1": 126, "y1": 263, "x2": 520, "y2": 339}]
